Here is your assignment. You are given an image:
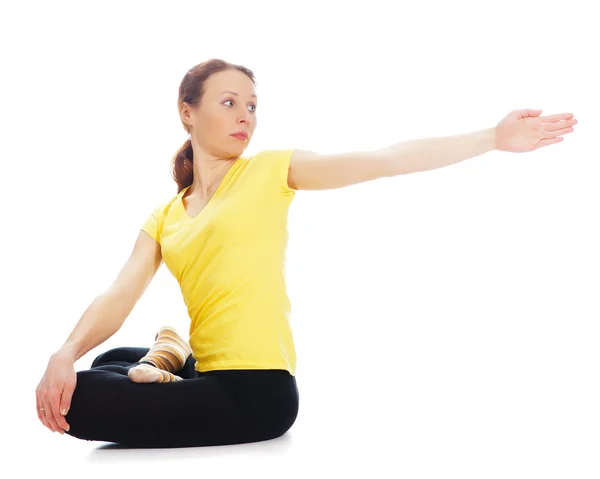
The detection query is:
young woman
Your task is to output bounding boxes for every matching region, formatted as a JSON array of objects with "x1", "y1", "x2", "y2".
[{"x1": 35, "y1": 58, "x2": 577, "y2": 448}]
